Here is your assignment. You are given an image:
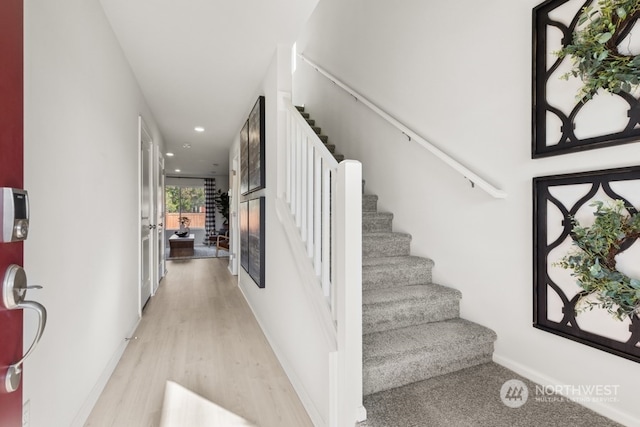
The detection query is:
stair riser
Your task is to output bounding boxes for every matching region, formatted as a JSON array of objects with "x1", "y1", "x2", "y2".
[
  {"x1": 363, "y1": 195, "x2": 378, "y2": 212},
  {"x1": 363, "y1": 236, "x2": 411, "y2": 258},
  {"x1": 363, "y1": 266, "x2": 432, "y2": 290},
  {"x1": 363, "y1": 216, "x2": 393, "y2": 233},
  {"x1": 363, "y1": 343, "x2": 494, "y2": 395},
  {"x1": 363, "y1": 299, "x2": 459, "y2": 334}
]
